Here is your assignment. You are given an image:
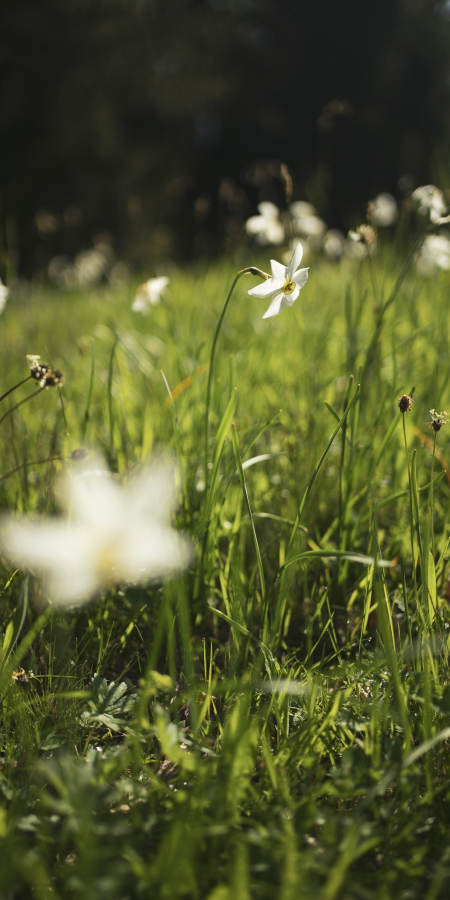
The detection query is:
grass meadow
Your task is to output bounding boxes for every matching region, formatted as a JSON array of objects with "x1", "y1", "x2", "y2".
[{"x1": 2, "y1": 243, "x2": 450, "y2": 899}]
